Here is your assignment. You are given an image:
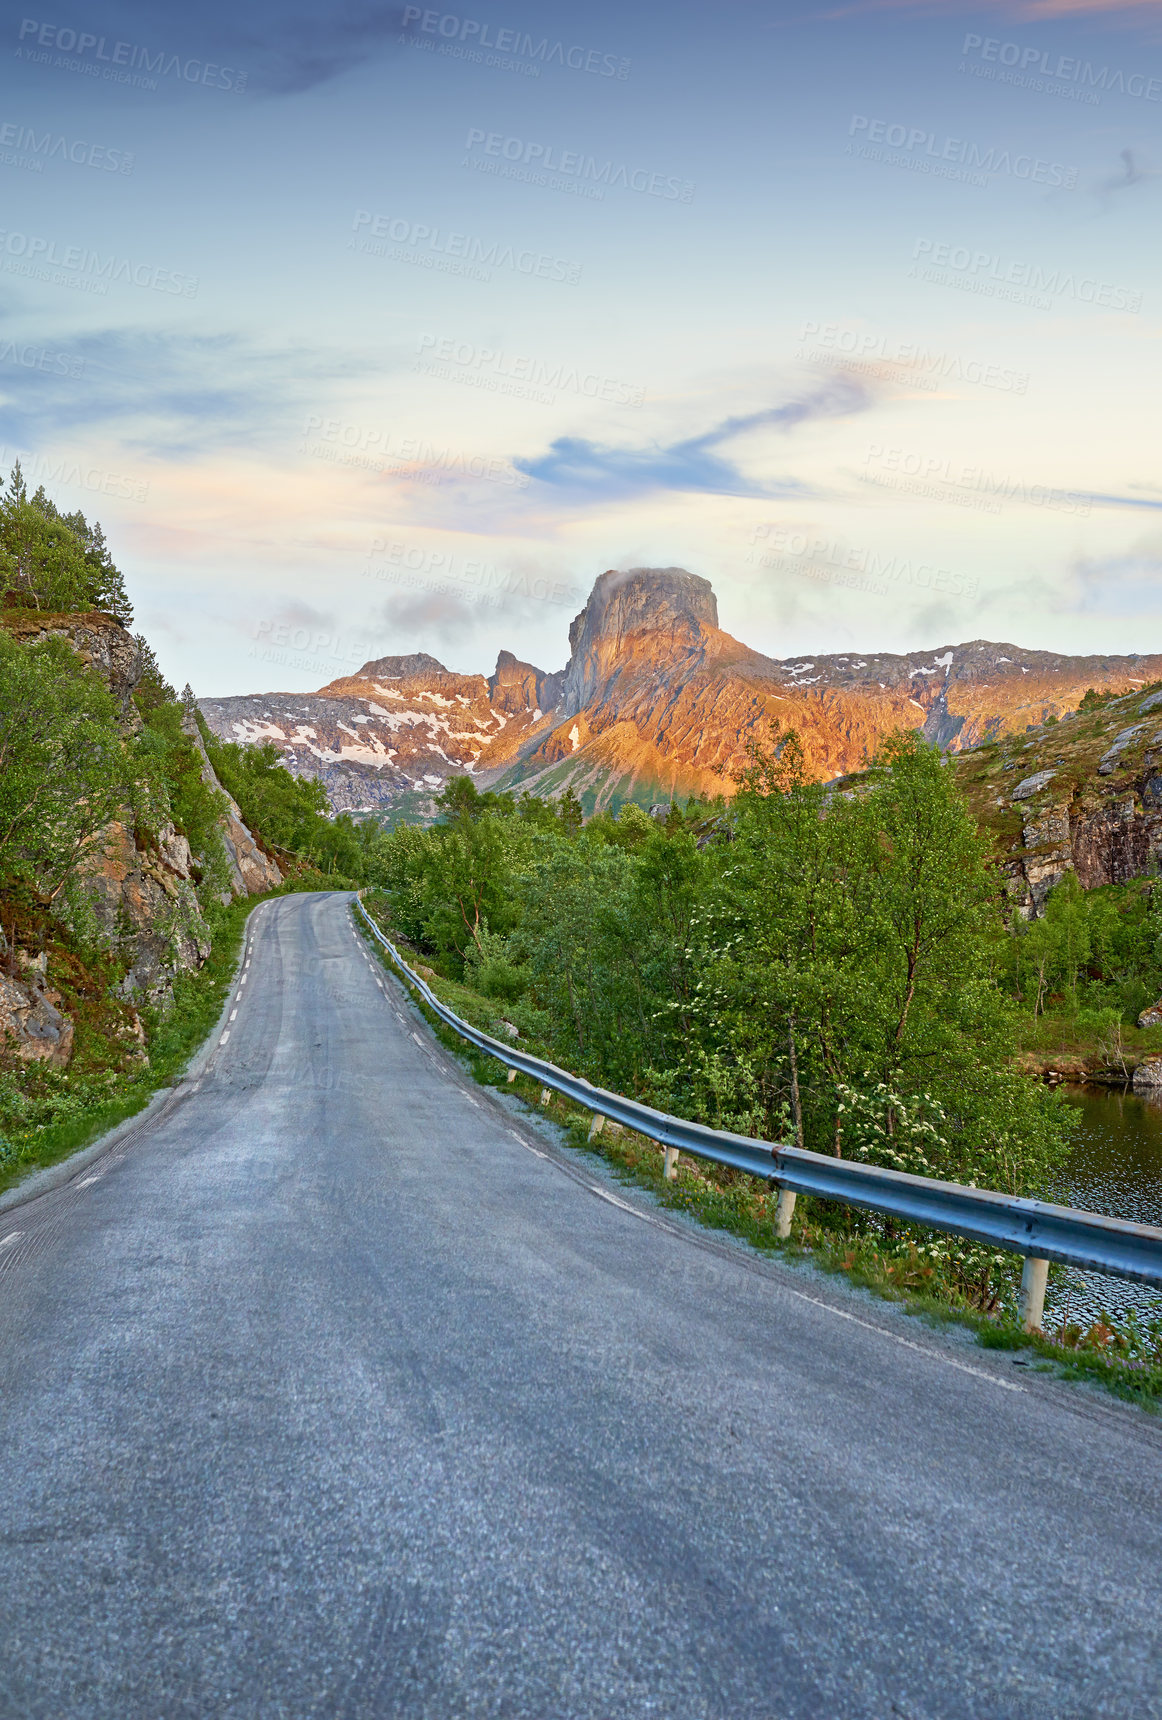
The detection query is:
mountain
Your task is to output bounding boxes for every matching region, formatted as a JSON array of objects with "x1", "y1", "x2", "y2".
[{"x1": 199, "y1": 567, "x2": 1162, "y2": 816}]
